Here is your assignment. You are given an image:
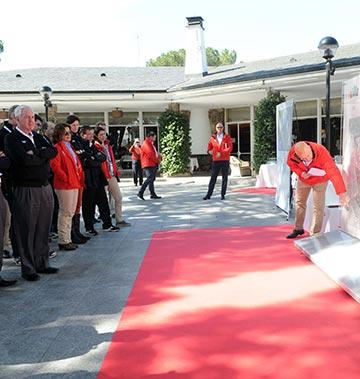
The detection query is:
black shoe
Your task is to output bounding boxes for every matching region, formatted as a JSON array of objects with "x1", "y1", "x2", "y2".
[
  {"x1": 49, "y1": 250, "x2": 57, "y2": 259},
  {"x1": 102, "y1": 225, "x2": 120, "y2": 232},
  {"x1": 3, "y1": 249, "x2": 11, "y2": 259},
  {"x1": 22, "y1": 273, "x2": 40, "y2": 281},
  {"x1": 203, "y1": 196, "x2": 210, "y2": 200},
  {"x1": 37, "y1": 267, "x2": 59, "y2": 274},
  {"x1": 86, "y1": 229, "x2": 98, "y2": 236},
  {"x1": 137, "y1": 194, "x2": 145, "y2": 201},
  {"x1": 221, "y1": 196, "x2": 225, "y2": 200},
  {"x1": 286, "y1": 229, "x2": 305, "y2": 239},
  {"x1": 116, "y1": 220, "x2": 131, "y2": 227},
  {"x1": 150, "y1": 195, "x2": 162, "y2": 199},
  {"x1": 58, "y1": 242, "x2": 78, "y2": 251},
  {"x1": 93, "y1": 218, "x2": 101, "y2": 224},
  {"x1": 0, "y1": 278, "x2": 17, "y2": 287}
]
